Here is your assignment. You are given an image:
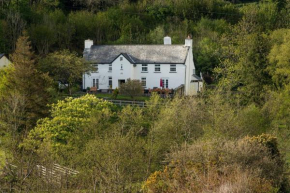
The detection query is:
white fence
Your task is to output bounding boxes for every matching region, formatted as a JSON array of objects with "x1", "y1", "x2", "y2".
[
  {"x1": 36, "y1": 164, "x2": 79, "y2": 184},
  {"x1": 104, "y1": 99, "x2": 146, "y2": 107}
]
